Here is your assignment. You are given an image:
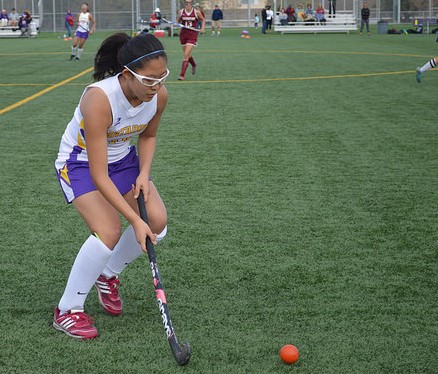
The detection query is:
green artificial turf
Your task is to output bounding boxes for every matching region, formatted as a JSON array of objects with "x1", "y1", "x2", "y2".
[{"x1": 0, "y1": 28, "x2": 437, "y2": 373}]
